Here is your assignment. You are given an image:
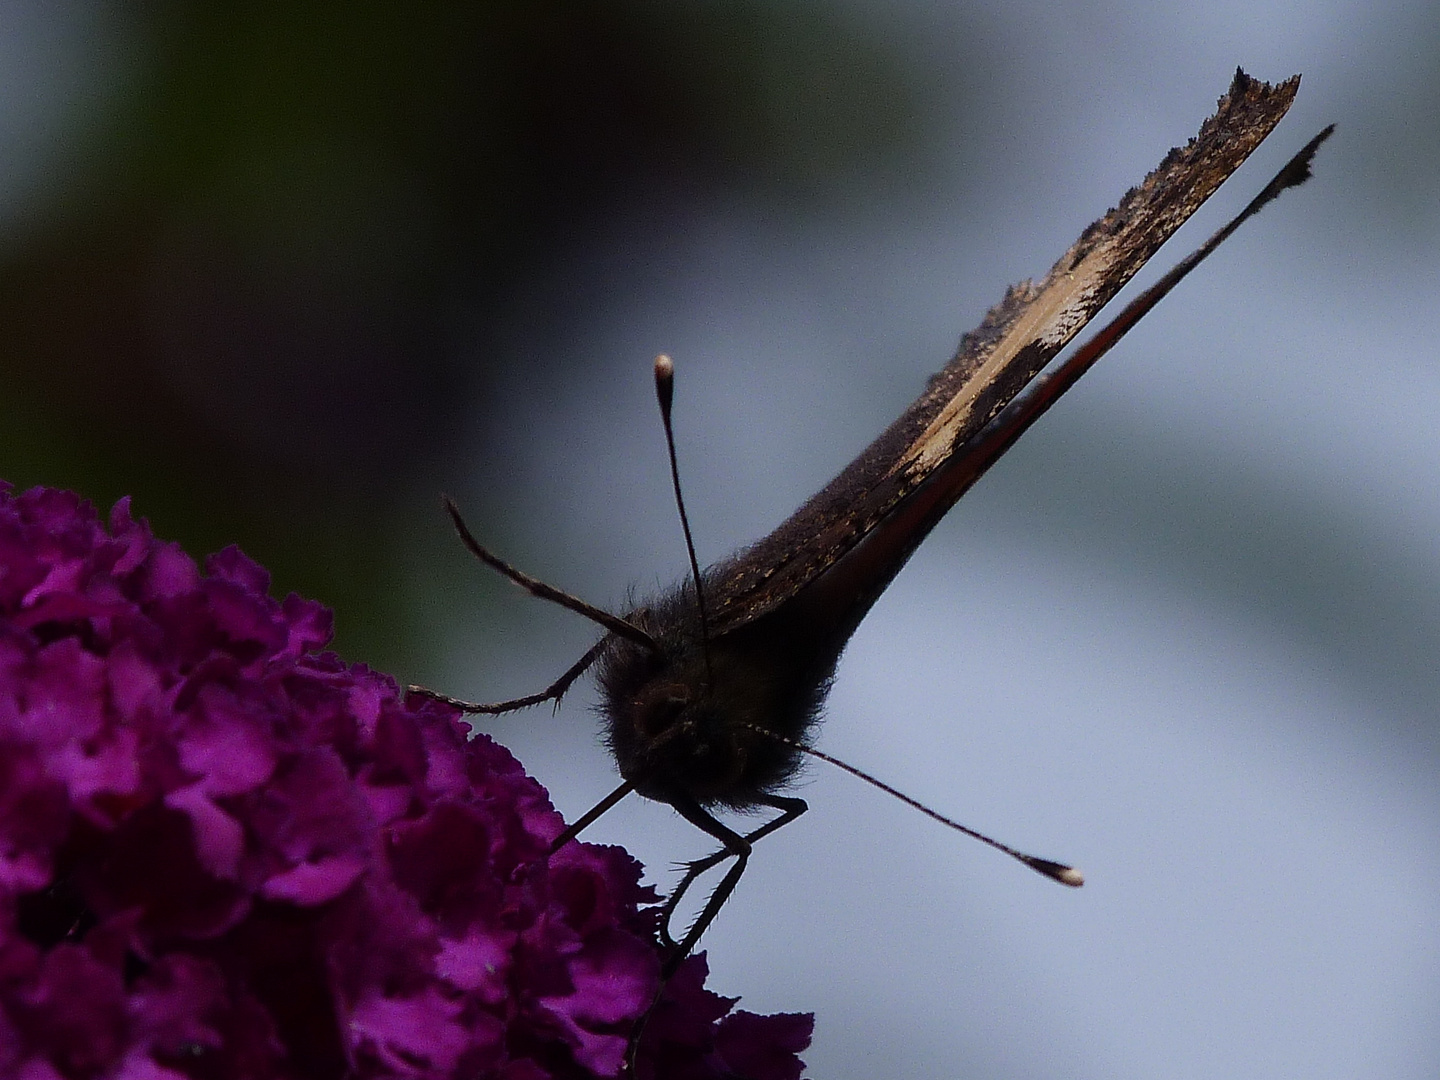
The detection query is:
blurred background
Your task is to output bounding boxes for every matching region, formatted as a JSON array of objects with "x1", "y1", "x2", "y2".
[{"x1": 2, "y1": 1, "x2": 1436, "y2": 1077}]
